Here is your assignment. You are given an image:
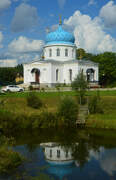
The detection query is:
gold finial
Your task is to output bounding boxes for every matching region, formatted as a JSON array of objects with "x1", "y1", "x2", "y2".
[{"x1": 59, "y1": 14, "x2": 62, "y2": 25}]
